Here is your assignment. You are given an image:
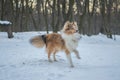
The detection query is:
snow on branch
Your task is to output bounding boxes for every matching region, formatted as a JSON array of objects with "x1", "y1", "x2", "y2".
[{"x1": 0, "y1": 20, "x2": 12, "y2": 25}]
